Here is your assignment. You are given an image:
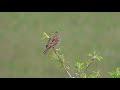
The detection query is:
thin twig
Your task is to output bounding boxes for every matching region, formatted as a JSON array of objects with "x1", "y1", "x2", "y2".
[
  {"x1": 80, "y1": 58, "x2": 95, "y2": 77},
  {"x1": 53, "y1": 47, "x2": 73, "y2": 78}
]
